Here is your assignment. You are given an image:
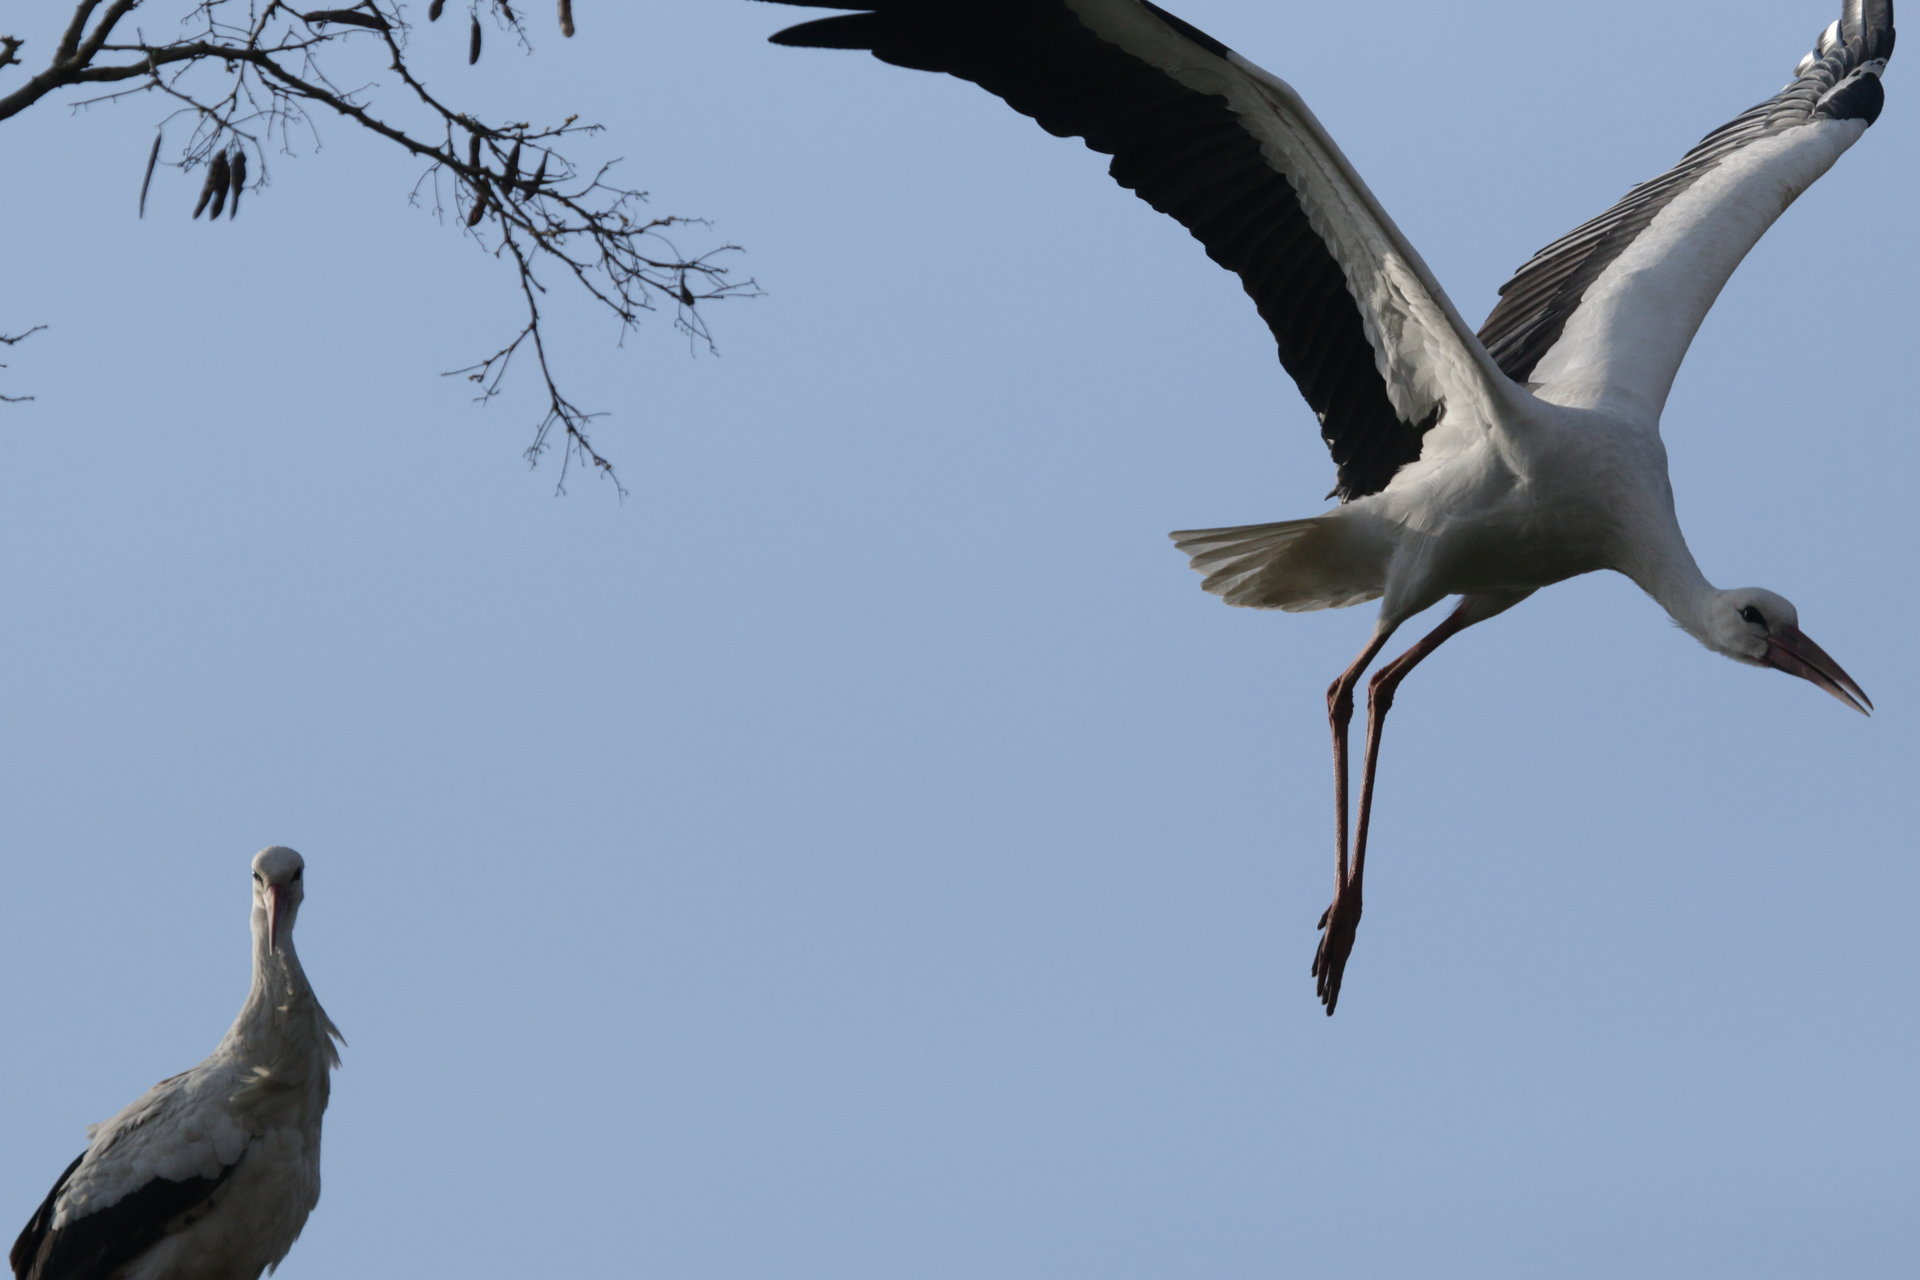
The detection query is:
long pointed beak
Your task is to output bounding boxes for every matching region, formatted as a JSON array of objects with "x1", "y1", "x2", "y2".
[
  {"x1": 1766, "y1": 627, "x2": 1872, "y2": 716},
  {"x1": 266, "y1": 885, "x2": 289, "y2": 954}
]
